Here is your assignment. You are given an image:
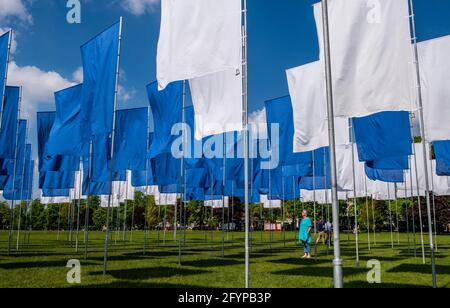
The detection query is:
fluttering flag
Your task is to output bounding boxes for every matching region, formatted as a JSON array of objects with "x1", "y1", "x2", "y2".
[
  {"x1": 0, "y1": 86, "x2": 19, "y2": 159},
  {"x1": 0, "y1": 31, "x2": 11, "y2": 115},
  {"x1": 287, "y1": 61, "x2": 350, "y2": 153},
  {"x1": 418, "y1": 35, "x2": 450, "y2": 143},
  {"x1": 114, "y1": 108, "x2": 148, "y2": 172},
  {"x1": 46, "y1": 84, "x2": 86, "y2": 157},
  {"x1": 80, "y1": 21, "x2": 120, "y2": 139},
  {"x1": 353, "y1": 111, "x2": 412, "y2": 163},
  {"x1": 146, "y1": 81, "x2": 183, "y2": 159},
  {"x1": 189, "y1": 68, "x2": 243, "y2": 140},
  {"x1": 365, "y1": 165, "x2": 404, "y2": 184},
  {"x1": 433, "y1": 141, "x2": 450, "y2": 176},
  {"x1": 157, "y1": 0, "x2": 242, "y2": 90},
  {"x1": 313, "y1": 0, "x2": 414, "y2": 118}
]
